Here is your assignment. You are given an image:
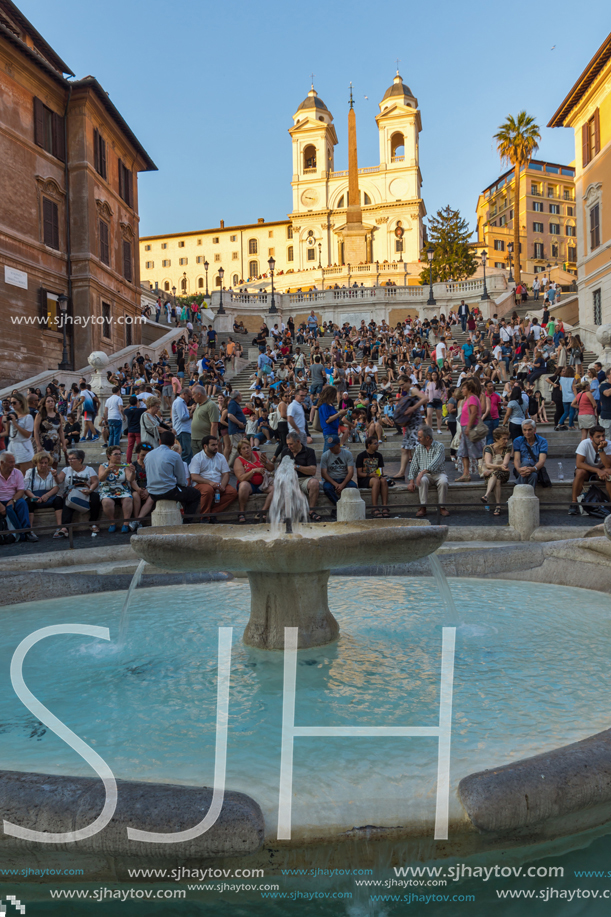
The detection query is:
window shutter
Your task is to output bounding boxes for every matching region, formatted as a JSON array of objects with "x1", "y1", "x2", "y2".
[
  {"x1": 94, "y1": 128, "x2": 100, "y2": 172},
  {"x1": 594, "y1": 108, "x2": 601, "y2": 156},
  {"x1": 118, "y1": 159, "x2": 124, "y2": 200},
  {"x1": 582, "y1": 123, "x2": 590, "y2": 167},
  {"x1": 52, "y1": 112, "x2": 65, "y2": 162},
  {"x1": 123, "y1": 240, "x2": 132, "y2": 282},
  {"x1": 127, "y1": 169, "x2": 133, "y2": 207},
  {"x1": 99, "y1": 220, "x2": 109, "y2": 264},
  {"x1": 42, "y1": 197, "x2": 59, "y2": 249},
  {"x1": 38, "y1": 287, "x2": 49, "y2": 325},
  {"x1": 100, "y1": 135, "x2": 106, "y2": 179},
  {"x1": 33, "y1": 97, "x2": 45, "y2": 147}
]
